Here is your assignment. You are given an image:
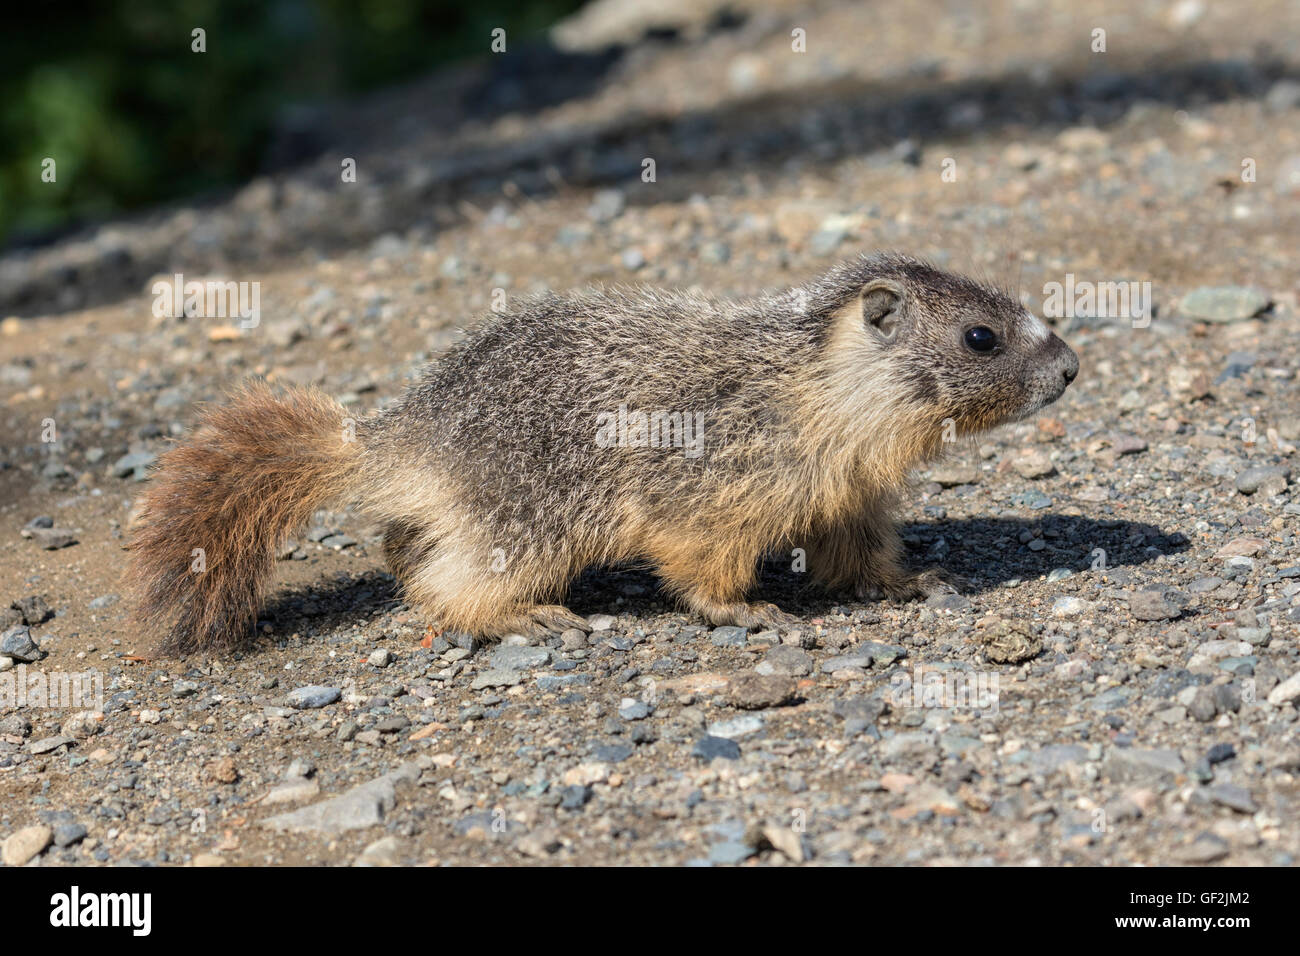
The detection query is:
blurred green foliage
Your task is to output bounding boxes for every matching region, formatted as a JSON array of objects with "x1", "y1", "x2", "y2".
[{"x1": 0, "y1": 0, "x2": 582, "y2": 246}]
